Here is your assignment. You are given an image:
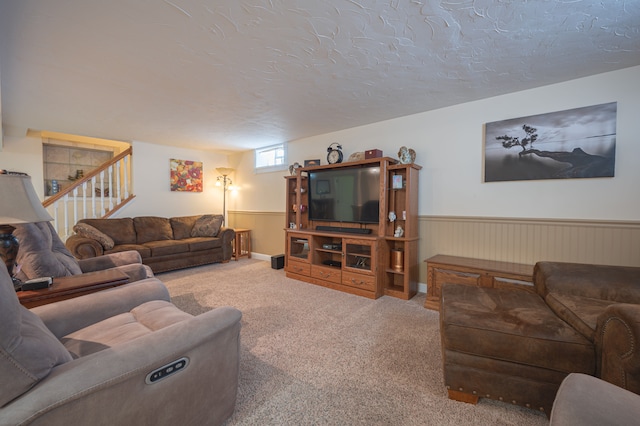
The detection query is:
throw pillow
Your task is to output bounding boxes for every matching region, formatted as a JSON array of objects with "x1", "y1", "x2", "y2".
[
  {"x1": 191, "y1": 215, "x2": 223, "y2": 237},
  {"x1": 74, "y1": 223, "x2": 115, "y2": 250}
]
